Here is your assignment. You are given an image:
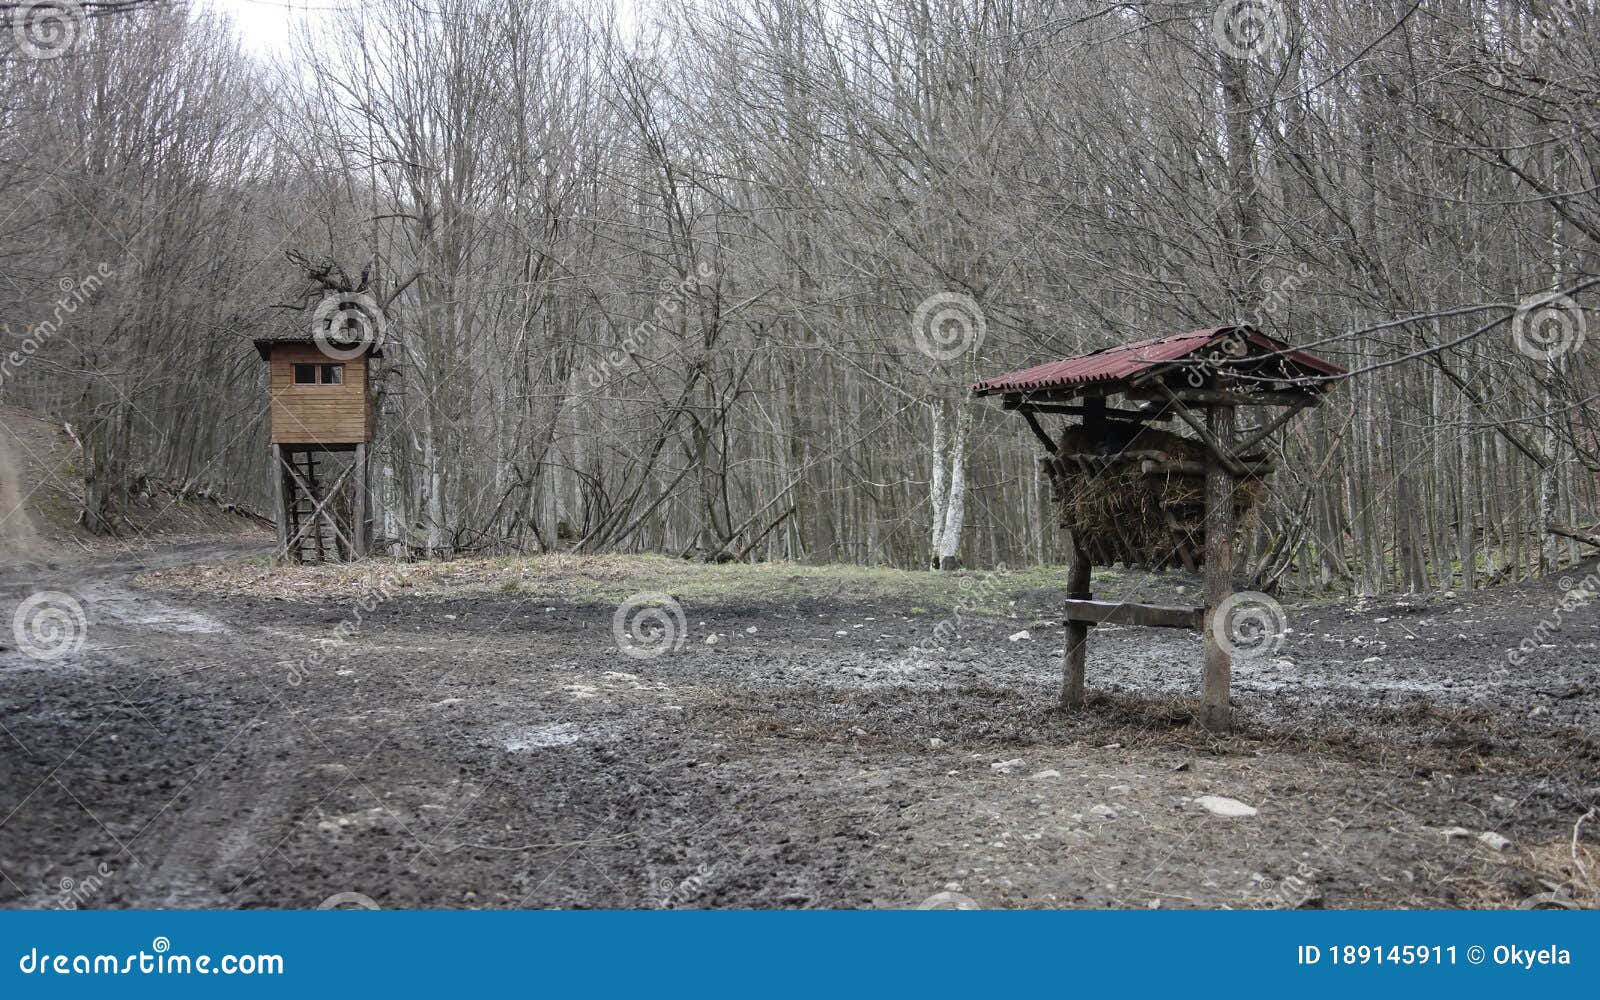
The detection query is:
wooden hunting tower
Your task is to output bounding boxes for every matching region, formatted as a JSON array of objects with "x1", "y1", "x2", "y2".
[
  {"x1": 973, "y1": 326, "x2": 1345, "y2": 732},
  {"x1": 255, "y1": 306, "x2": 381, "y2": 563}
]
